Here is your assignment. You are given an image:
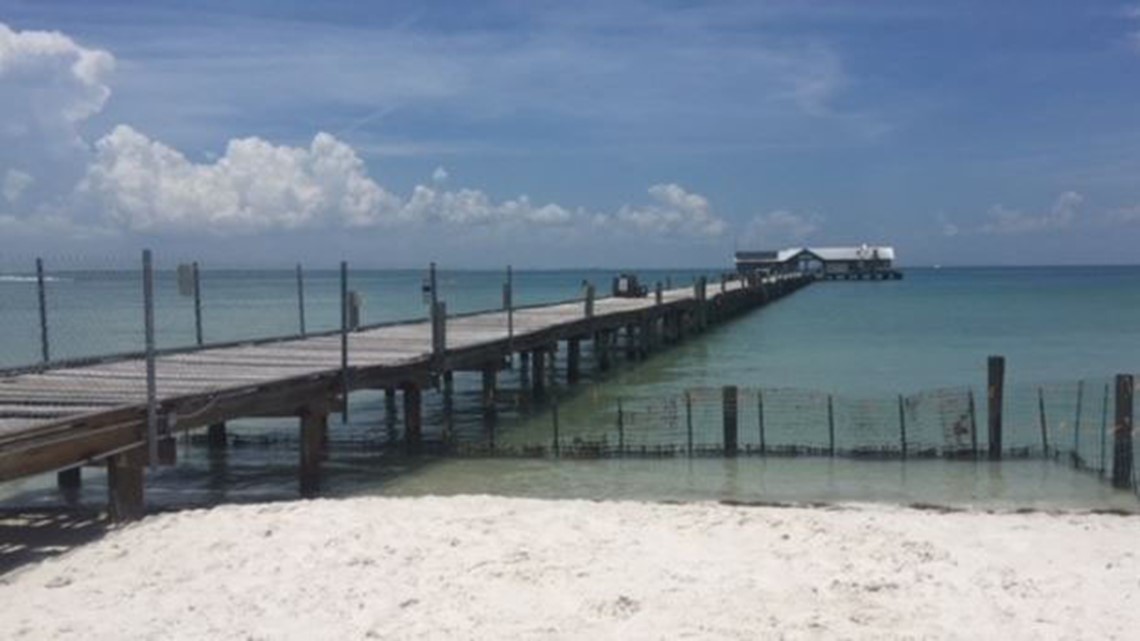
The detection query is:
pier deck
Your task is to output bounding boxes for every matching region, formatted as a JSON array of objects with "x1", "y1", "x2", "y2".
[{"x1": 0, "y1": 273, "x2": 810, "y2": 518}]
